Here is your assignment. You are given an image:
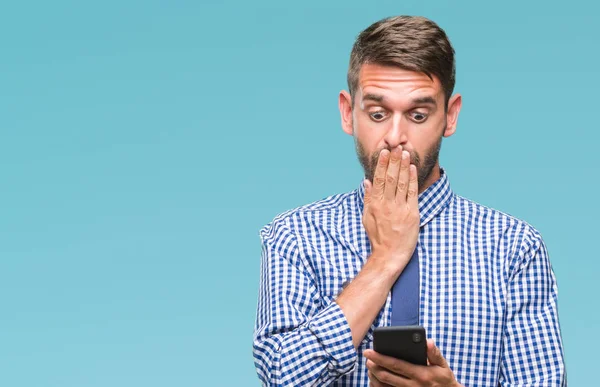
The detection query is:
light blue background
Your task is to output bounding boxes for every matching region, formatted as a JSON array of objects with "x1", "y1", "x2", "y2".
[{"x1": 1, "y1": 1, "x2": 597, "y2": 386}]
